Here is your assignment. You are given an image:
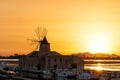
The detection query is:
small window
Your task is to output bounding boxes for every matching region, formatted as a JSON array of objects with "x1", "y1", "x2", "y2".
[
  {"x1": 37, "y1": 64, "x2": 41, "y2": 70},
  {"x1": 54, "y1": 64, "x2": 57, "y2": 69},
  {"x1": 60, "y1": 58, "x2": 62, "y2": 62},
  {"x1": 54, "y1": 58, "x2": 56, "y2": 62}
]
